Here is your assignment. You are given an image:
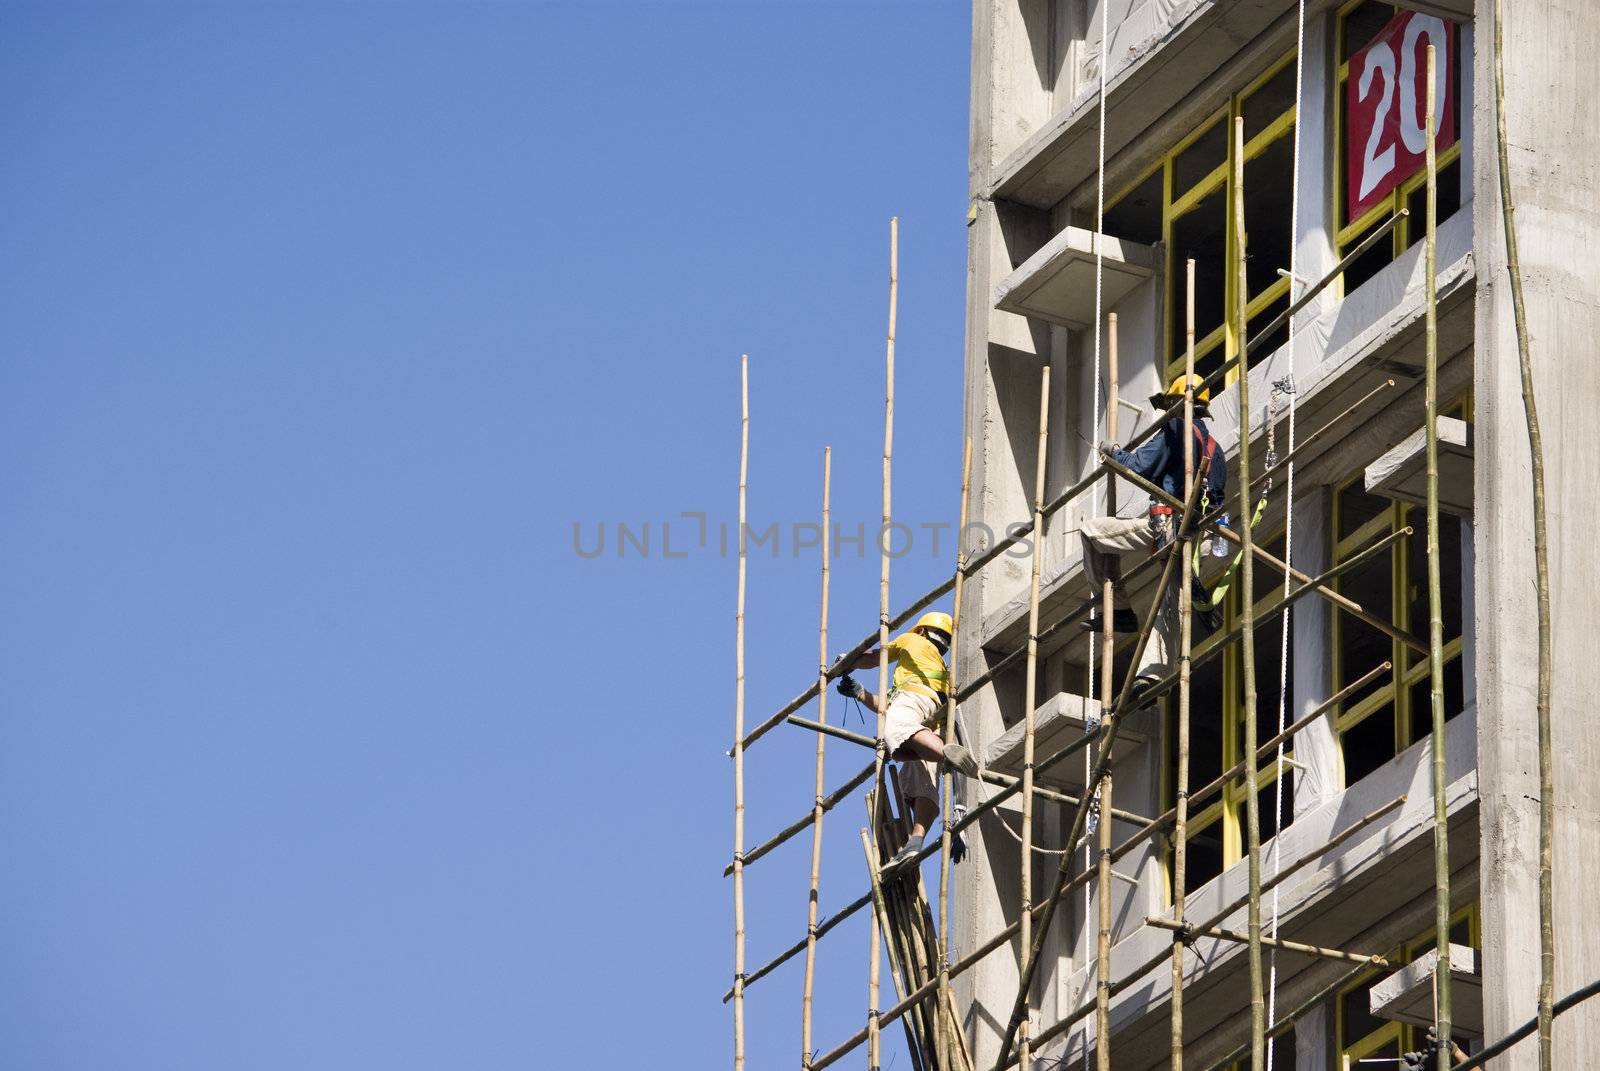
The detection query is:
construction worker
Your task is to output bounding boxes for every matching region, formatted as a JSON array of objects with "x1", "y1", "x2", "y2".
[
  {"x1": 835, "y1": 610, "x2": 978, "y2": 874},
  {"x1": 1083, "y1": 373, "x2": 1229, "y2": 694}
]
